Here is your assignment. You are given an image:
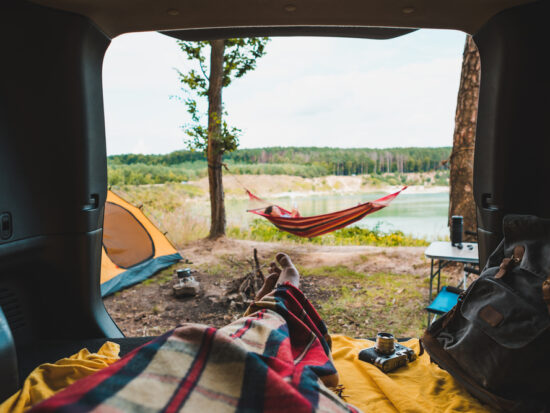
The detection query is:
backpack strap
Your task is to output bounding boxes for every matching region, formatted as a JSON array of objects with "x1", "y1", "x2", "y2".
[{"x1": 495, "y1": 245, "x2": 525, "y2": 279}]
